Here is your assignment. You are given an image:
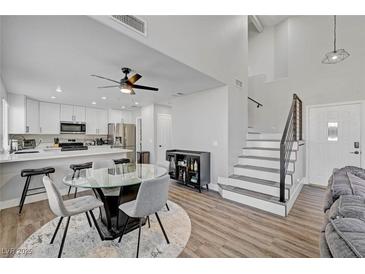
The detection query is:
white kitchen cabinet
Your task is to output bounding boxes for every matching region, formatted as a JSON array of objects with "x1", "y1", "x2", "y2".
[
  {"x1": 26, "y1": 98, "x2": 40, "y2": 134},
  {"x1": 39, "y1": 102, "x2": 60, "y2": 134},
  {"x1": 86, "y1": 107, "x2": 98, "y2": 134},
  {"x1": 86, "y1": 107, "x2": 108, "y2": 135},
  {"x1": 8, "y1": 93, "x2": 26, "y2": 134},
  {"x1": 74, "y1": 106, "x2": 86, "y2": 122},
  {"x1": 108, "y1": 109, "x2": 123, "y2": 123},
  {"x1": 121, "y1": 110, "x2": 133, "y2": 124},
  {"x1": 60, "y1": 104, "x2": 85, "y2": 122},
  {"x1": 60, "y1": 104, "x2": 74, "y2": 121},
  {"x1": 97, "y1": 109, "x2": 108, "y2": 134}
]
